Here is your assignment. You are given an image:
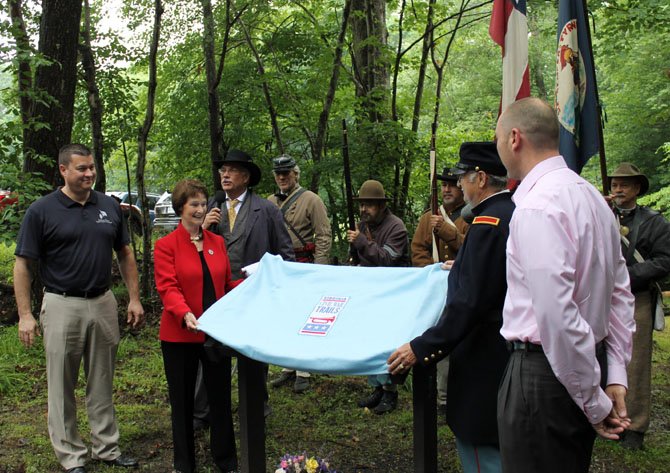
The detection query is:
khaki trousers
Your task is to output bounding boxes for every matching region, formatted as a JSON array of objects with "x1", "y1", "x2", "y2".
[
  {"x1": 627, "y1": 290, "x2": 653, "y2": 433},
  {"x1": 40, "y1": 291, "x2": 121, "y2": 470}
]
